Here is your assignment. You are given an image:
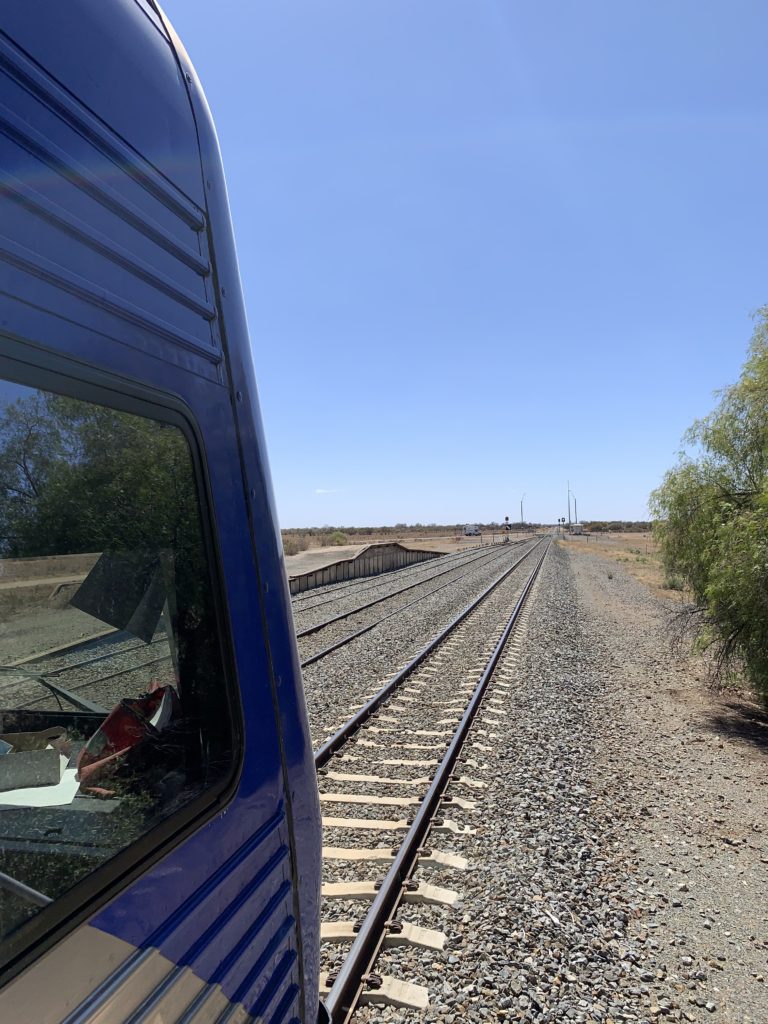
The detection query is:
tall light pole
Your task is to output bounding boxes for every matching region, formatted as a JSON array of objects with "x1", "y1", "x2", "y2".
[
  {"x1": 520, "y1": 492, "x2": 525, "y2": 529},
  {"x1": 567, "y1": 480, "x2": 571, "y2": 529},
  {"x1": 573, "y1": 494, "x2": 578, "y2": 524}
]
